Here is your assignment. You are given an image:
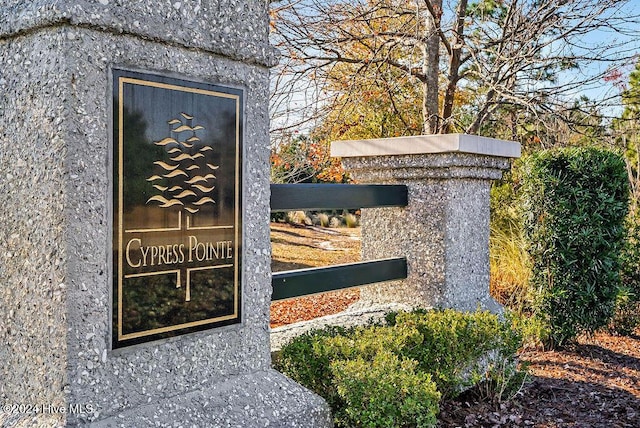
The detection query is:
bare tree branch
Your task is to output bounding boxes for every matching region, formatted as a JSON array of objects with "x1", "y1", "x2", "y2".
[{"x1": 270, "y1": 0, "x2": 640, "y2": 143}]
